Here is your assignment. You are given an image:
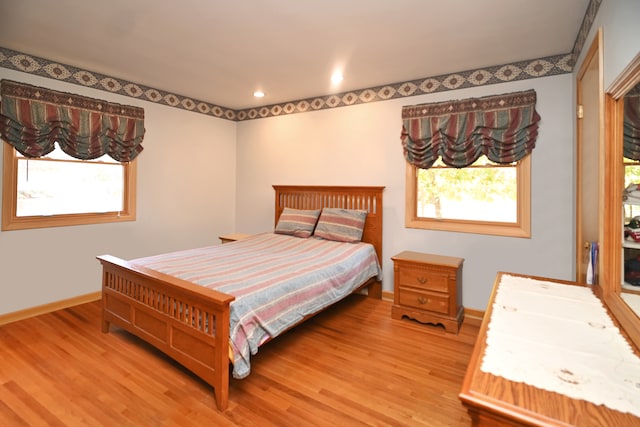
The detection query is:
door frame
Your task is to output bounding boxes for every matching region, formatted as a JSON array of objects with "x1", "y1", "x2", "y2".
[{"x1": 575, "y1": 28, "x2": 604, "y2": 283}]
